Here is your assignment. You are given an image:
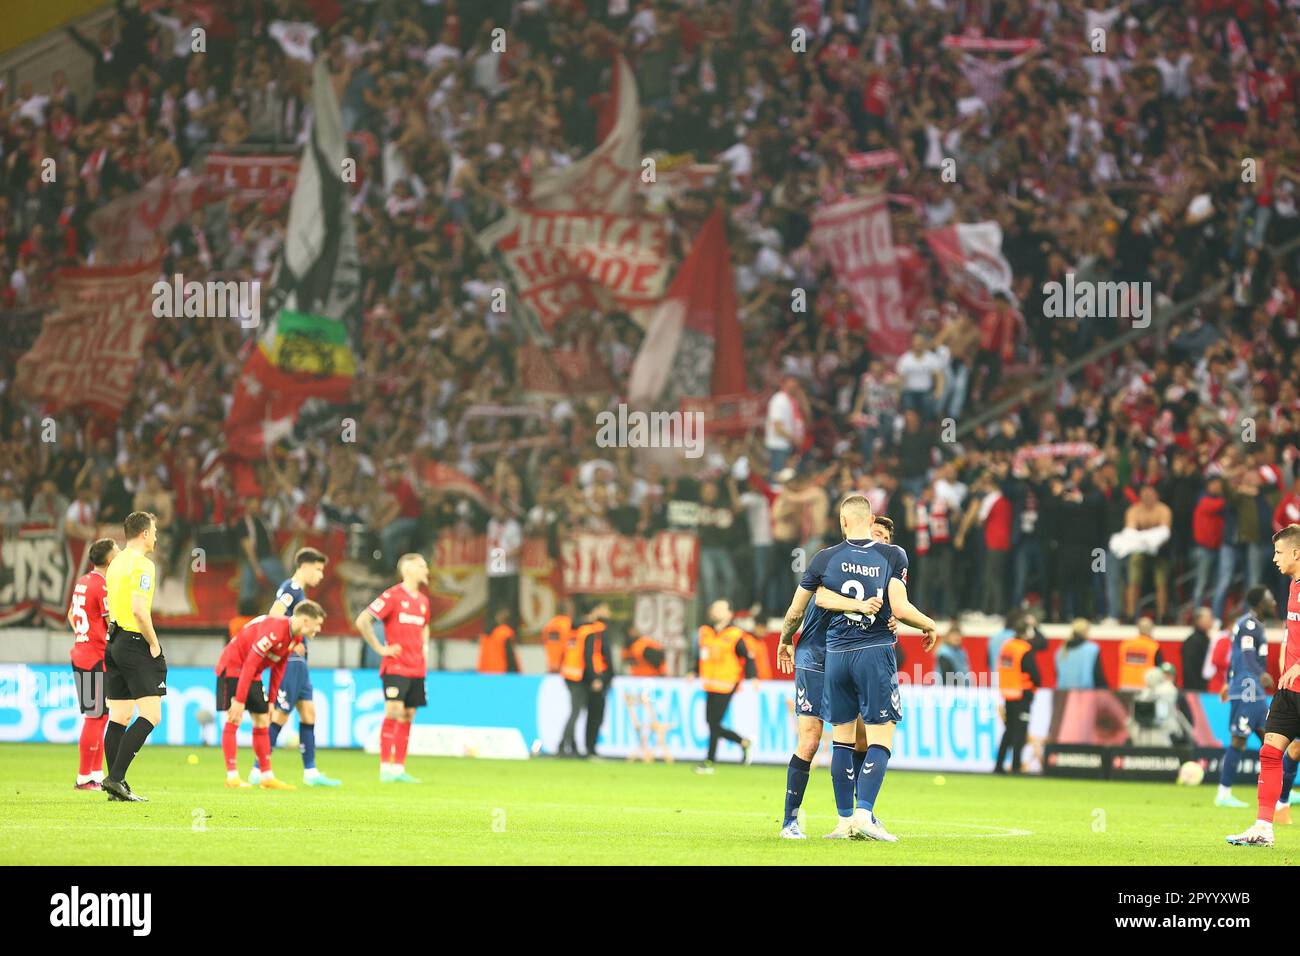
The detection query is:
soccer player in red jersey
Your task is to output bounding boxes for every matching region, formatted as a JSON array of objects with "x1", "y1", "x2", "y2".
[
  {"x1": 355, "y1": 553, "x2": 431, "y2": 783},
  {"x1": 68, "y1": 538, "x2": 120, "y2": 791},
  {"x1": 1228, "y1": 524, "x2": 1300, "y2": 847},
  {"x1": 216, "y1": 602, "x2": 326, "y2": 790}
]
